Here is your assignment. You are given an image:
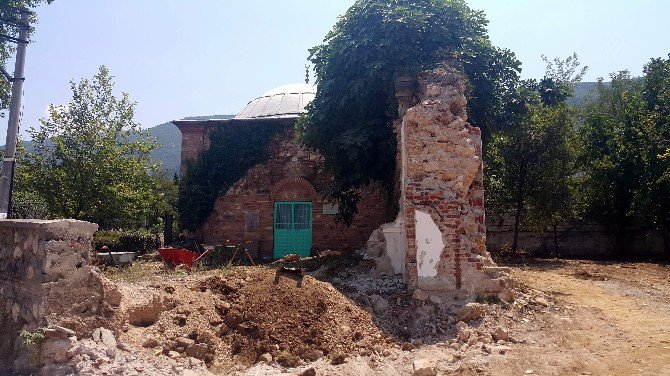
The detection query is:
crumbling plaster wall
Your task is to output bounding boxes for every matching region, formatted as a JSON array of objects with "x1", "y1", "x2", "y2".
[
  {"x1": 395, "y1": 67, "x2": 509, "y2": 294},
  {"x1": 0, "y1": 219, "x2": 115, "y2": 368}
]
